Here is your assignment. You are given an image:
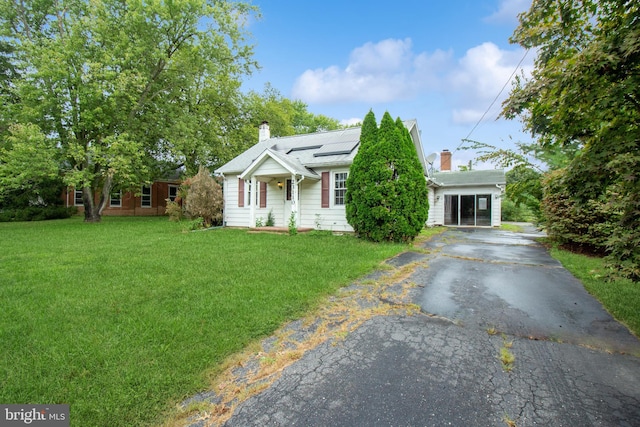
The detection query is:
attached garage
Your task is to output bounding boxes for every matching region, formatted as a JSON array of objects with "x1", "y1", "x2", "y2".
[{"x1": 427, "y1": 169, "x2": 506, "y2": 228}]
